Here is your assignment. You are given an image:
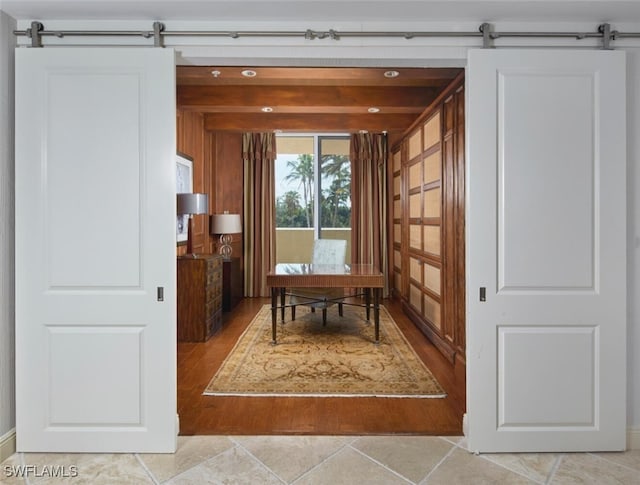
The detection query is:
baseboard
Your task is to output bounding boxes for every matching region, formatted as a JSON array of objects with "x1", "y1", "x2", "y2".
[
  {"x1": 462, "y1": 413, "x2": 468, "y2": 438},
  {"x1": 0, "y1": 428, "x2": 16, "y2": 463},
  {"x1": 175, "y1": 414, "x2": 180, "y2": 451},
  {"x1": 628, "y1": 427, "x2": 640, "y2": 450}
]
